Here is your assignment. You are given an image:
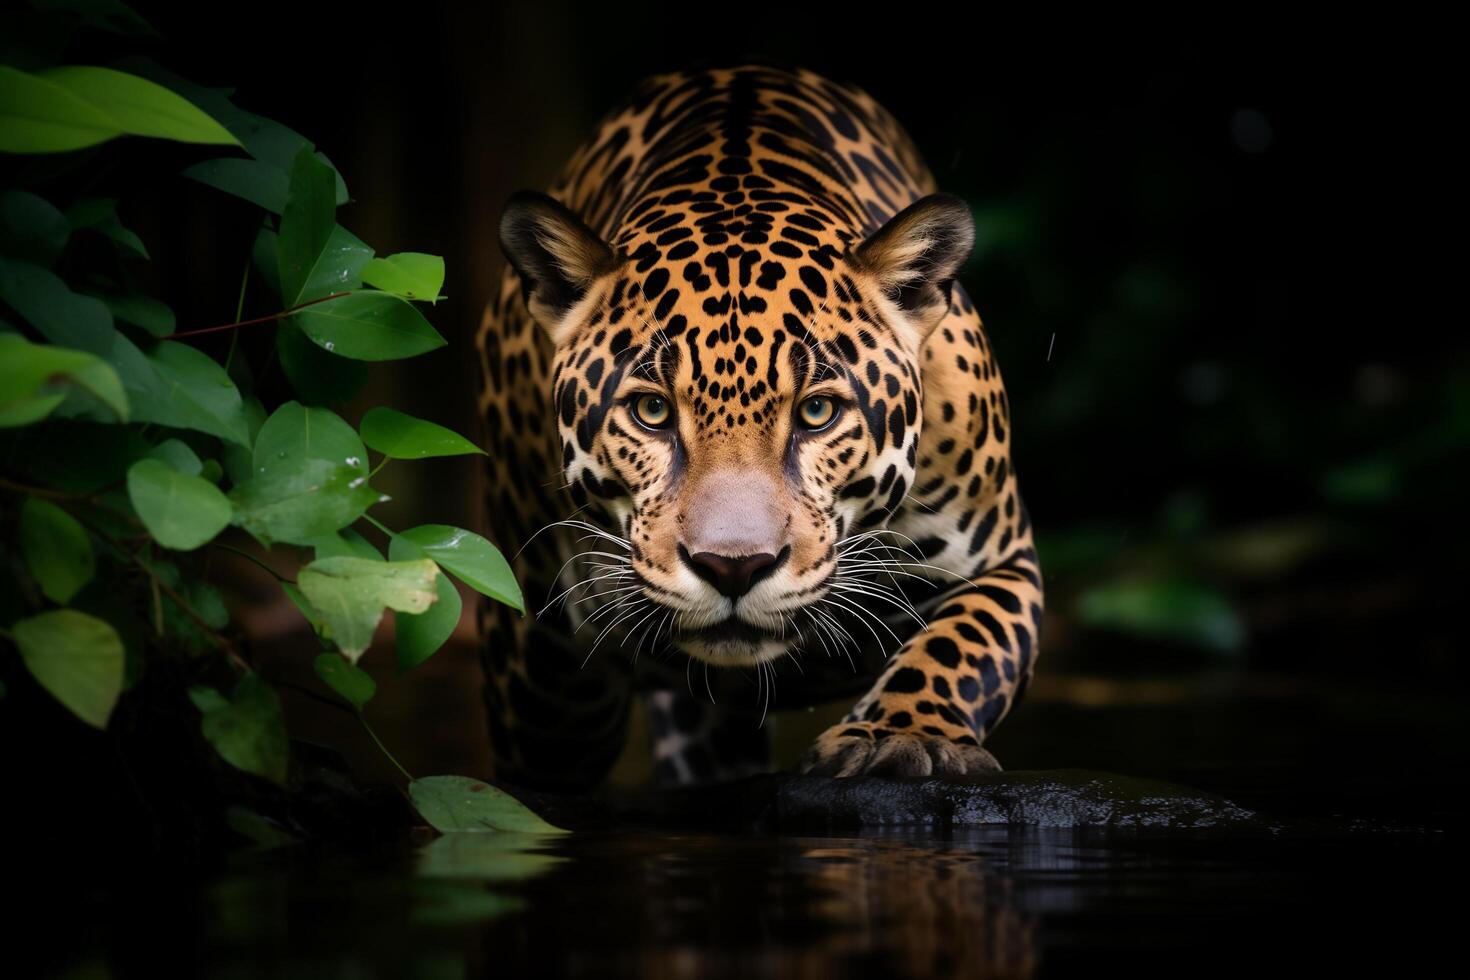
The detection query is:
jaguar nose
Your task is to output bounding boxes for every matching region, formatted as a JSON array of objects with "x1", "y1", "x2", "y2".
[{"x1": 679, "y1": 545, "x2": 788, "y2": 598}]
